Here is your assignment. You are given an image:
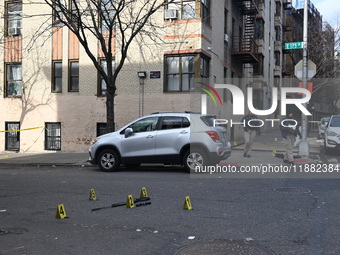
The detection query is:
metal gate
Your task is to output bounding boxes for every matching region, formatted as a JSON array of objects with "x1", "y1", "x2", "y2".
[{"x1": 5, "y1": 122, "x2": 20, "y2": 151}]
